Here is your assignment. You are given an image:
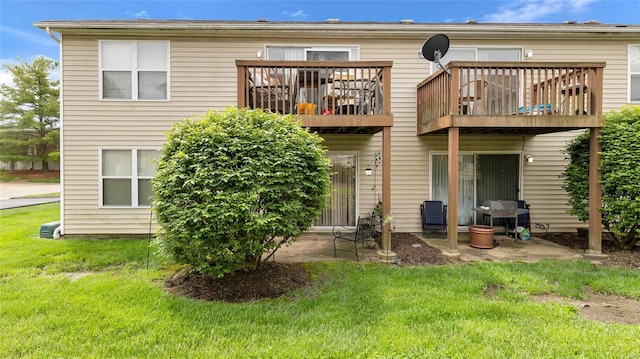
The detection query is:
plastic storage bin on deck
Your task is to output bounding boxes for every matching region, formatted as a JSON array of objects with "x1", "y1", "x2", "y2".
[{"x1": 297, "y1": 103, "x2": 317, "y2": 114}]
